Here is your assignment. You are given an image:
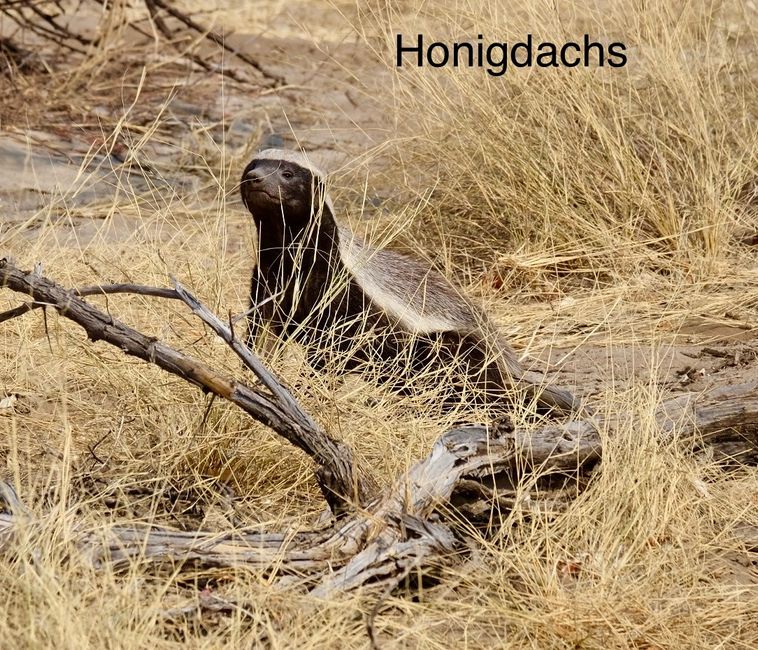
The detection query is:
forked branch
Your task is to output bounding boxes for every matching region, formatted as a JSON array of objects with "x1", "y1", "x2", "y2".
[{"x1": 0, "y1": 258, "x2": 370, "y2": 510}]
